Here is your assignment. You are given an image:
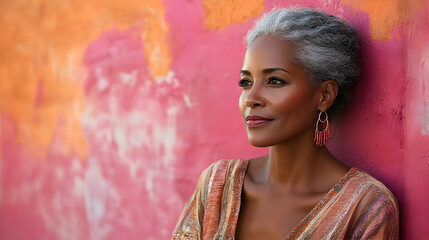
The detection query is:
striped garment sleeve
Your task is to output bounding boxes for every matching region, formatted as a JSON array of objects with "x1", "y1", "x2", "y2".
[
  {"x1": 172, "y1": 164, "x2": 214, "y2": 240},
  {"x1": 350, "y1": 181, "x2": 400, "y2": 240}
]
